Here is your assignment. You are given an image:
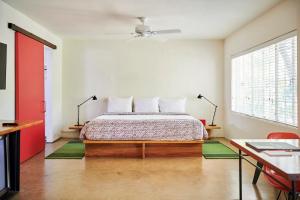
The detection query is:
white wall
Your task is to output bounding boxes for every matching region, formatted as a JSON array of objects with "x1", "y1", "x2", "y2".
[
  {"x1": 62, "y1": 39, "x2": 224, "y2": 136},
  {"x1": 0, "y1": 1, "x2": 63, "y2": 142},
  {"x1": 224, "y1": 0, "x2": 299, "y2": 139},
  {"x1": 298, "y1": 0, "x2": 300, "y2": 138}
]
